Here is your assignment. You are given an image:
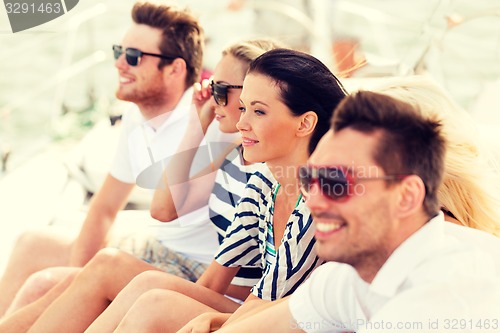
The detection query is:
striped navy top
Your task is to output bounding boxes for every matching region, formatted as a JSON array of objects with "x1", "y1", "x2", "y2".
[
  {"x1": 208, "y1": 146, "x2": 265, "y2": 287},
  {"x1": 215, "y1": 169, "x2": 323, "y2": 301}
]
